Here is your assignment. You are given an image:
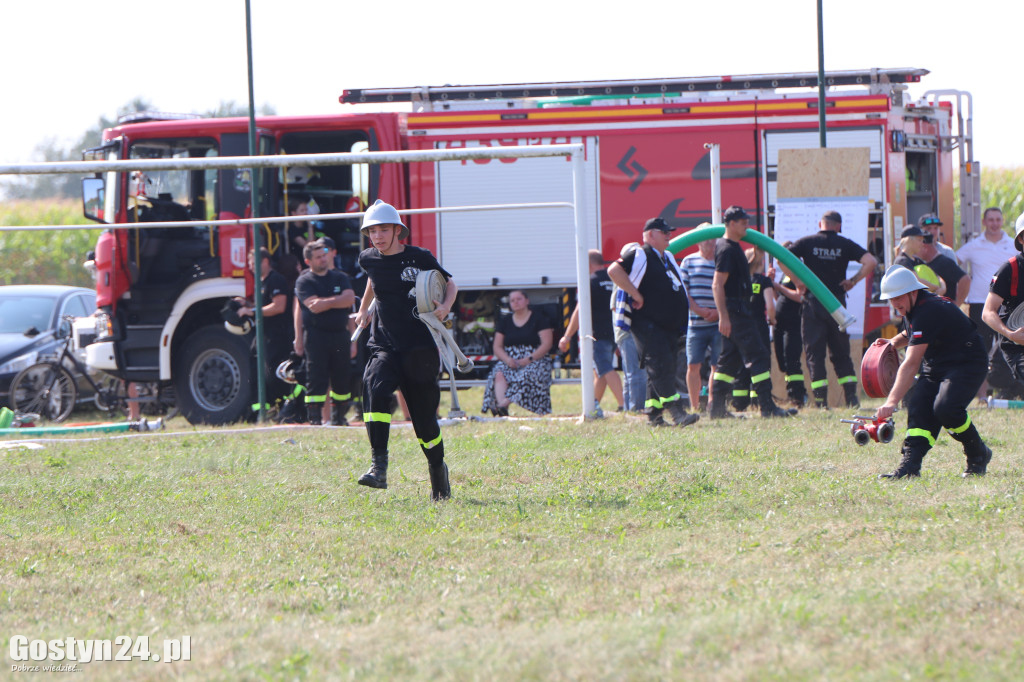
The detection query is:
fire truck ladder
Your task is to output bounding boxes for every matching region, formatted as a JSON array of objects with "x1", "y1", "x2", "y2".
[{"x1": 340, "y1": 67, "x2": 929, "y2": 105}]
